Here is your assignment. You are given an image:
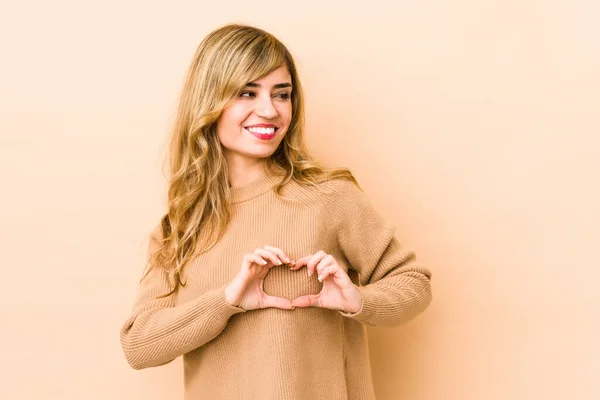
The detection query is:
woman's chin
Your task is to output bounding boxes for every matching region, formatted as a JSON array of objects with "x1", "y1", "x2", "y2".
[{"x1": 240, "y1": 149, "x2": 277, "y2": 161}]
